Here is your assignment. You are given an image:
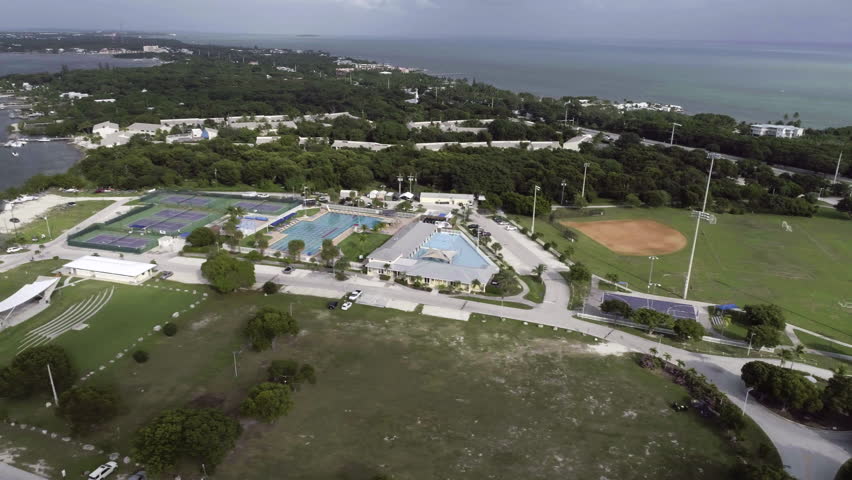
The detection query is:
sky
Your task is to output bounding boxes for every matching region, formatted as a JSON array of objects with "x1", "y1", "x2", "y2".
[{"x1": 2, "y1": 0, "x2": 851, "y2": 43}]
